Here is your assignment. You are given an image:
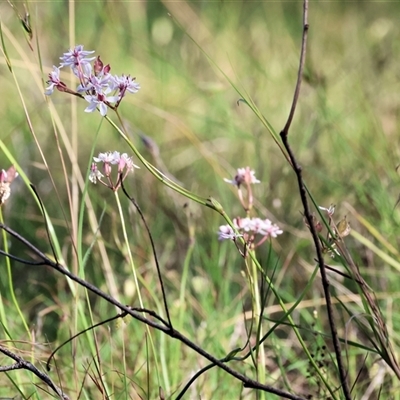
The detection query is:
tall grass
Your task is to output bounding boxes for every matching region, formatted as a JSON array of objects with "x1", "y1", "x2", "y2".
[{"x1": 0, "y1": 1, "x2": 400, "y2": 399}]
